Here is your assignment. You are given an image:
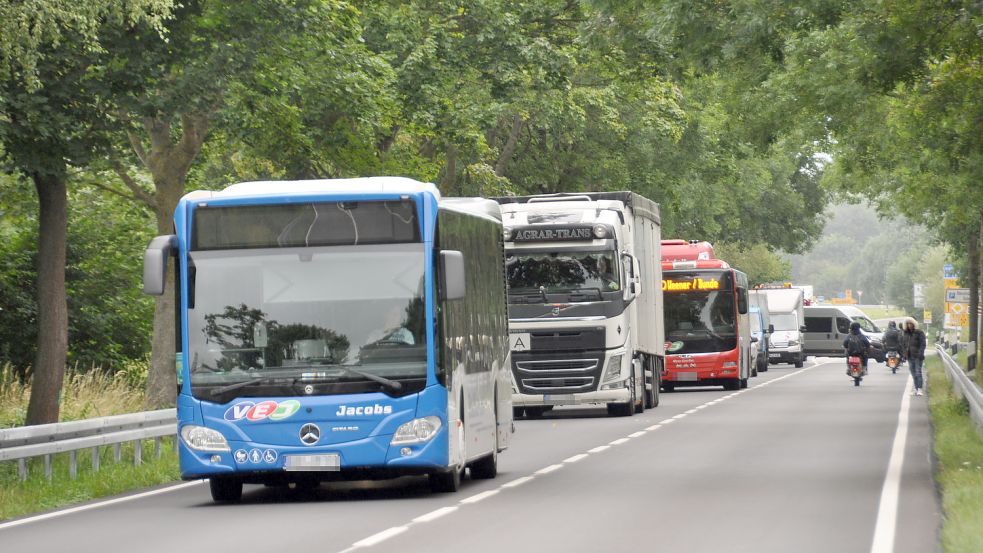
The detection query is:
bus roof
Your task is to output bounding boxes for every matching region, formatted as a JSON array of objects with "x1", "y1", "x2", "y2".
[{"x1": 197, "y1": 177, "x2": 440, "y2": 200}]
